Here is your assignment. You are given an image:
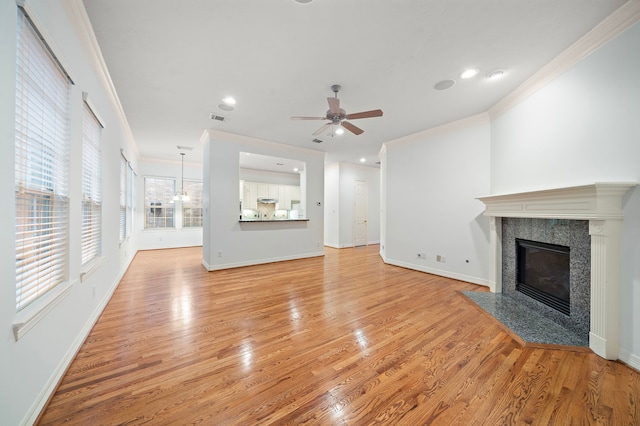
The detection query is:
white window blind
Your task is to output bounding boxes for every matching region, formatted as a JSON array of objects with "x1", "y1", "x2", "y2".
[
  {"x1": 119, "y1": 152, "x2": 127, "y2": 243},
  {"x1": 182, "y1": 180, "x2": 203, "y2": 228},
  {"x1": 15, "y1": 9, "x2": 72, "y2": 311},
  {"x1": 126, "y1": 162, "x2": 134, "y2": 238},
  {"x1": 144, "y1": 177, "x2": 175, "y2": 229},
  {"x1": 81, "y1": 101, "x2": 103, "y2": 266}
]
